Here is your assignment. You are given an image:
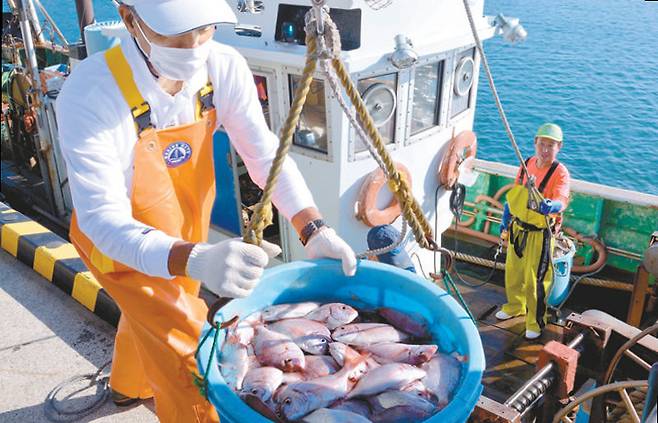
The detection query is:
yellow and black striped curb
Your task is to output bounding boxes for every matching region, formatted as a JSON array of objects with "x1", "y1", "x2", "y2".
[{"x1": 0, "y1": 202, "x2": 120, "y2": 326}]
